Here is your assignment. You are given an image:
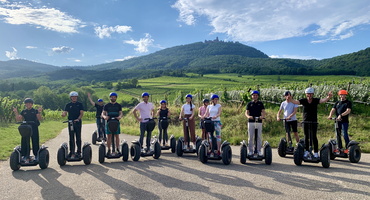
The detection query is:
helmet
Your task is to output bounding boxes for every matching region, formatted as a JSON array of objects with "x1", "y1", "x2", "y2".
[
  {"x1": 185, "y1": 94, "x2": 192, "y2": 99},
  {"x1": 97, "y1": 99, "x2": 103, "y2": 102},
  {"x1": 305, "y1": 87, "x2": 314, "y2": 94},
  {"x1": 211, "y1": 94, "x2": 219, "y2": 100},
  {"x1": 338, "y1": 90, "x2": 348, "y2": 95},
  {"x1": 24, "y1": 98, "x2": 34, "y2": 104},
  {"x1": 160, "y1": 100, "x2": 167, "y2": 104},
  {"x1": 69, "y1": 91, "x2": 78, "y2": 97},
  {"x1": 141, "y1": 92, "x2": 149, "y2": 97},
  {"x1": 284, "y1": 91, "x2": 291, "y2": 96},
  {"x1": 109, "y1": 92, "x2": 118, "y2": 97},
  {"x1": 203, "y1": 99, "x2": 210, "y2": 103},
  {"x1": 250, "y1": 90, "x2": 259, "y2": 95}
]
